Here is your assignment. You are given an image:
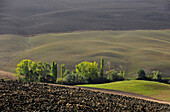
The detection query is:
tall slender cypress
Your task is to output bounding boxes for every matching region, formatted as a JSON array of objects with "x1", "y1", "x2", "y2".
[
  {"x1": 100, "y1": 58, "x2": 104, "y2": 78},
  {"x1": 50, "y1": 61, "x2": 57, "y2": 80},
  {"x1": 61, "y1": 64, "x2": 65, "y2": 79},
  {"x1": 123, "y1": 70, "x2": 125, "y2": 78}
]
